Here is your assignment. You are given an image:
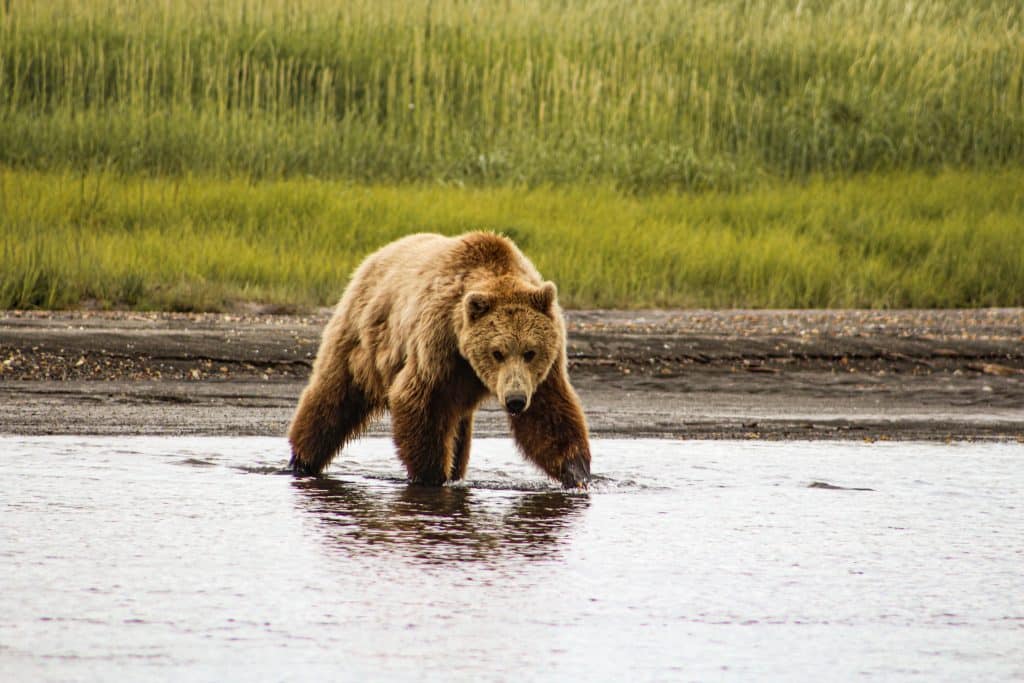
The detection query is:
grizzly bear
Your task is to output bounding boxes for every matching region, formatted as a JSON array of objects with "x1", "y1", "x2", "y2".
[{"x1": 288, "y1": 232, "x2": 591, "y2": 488}]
